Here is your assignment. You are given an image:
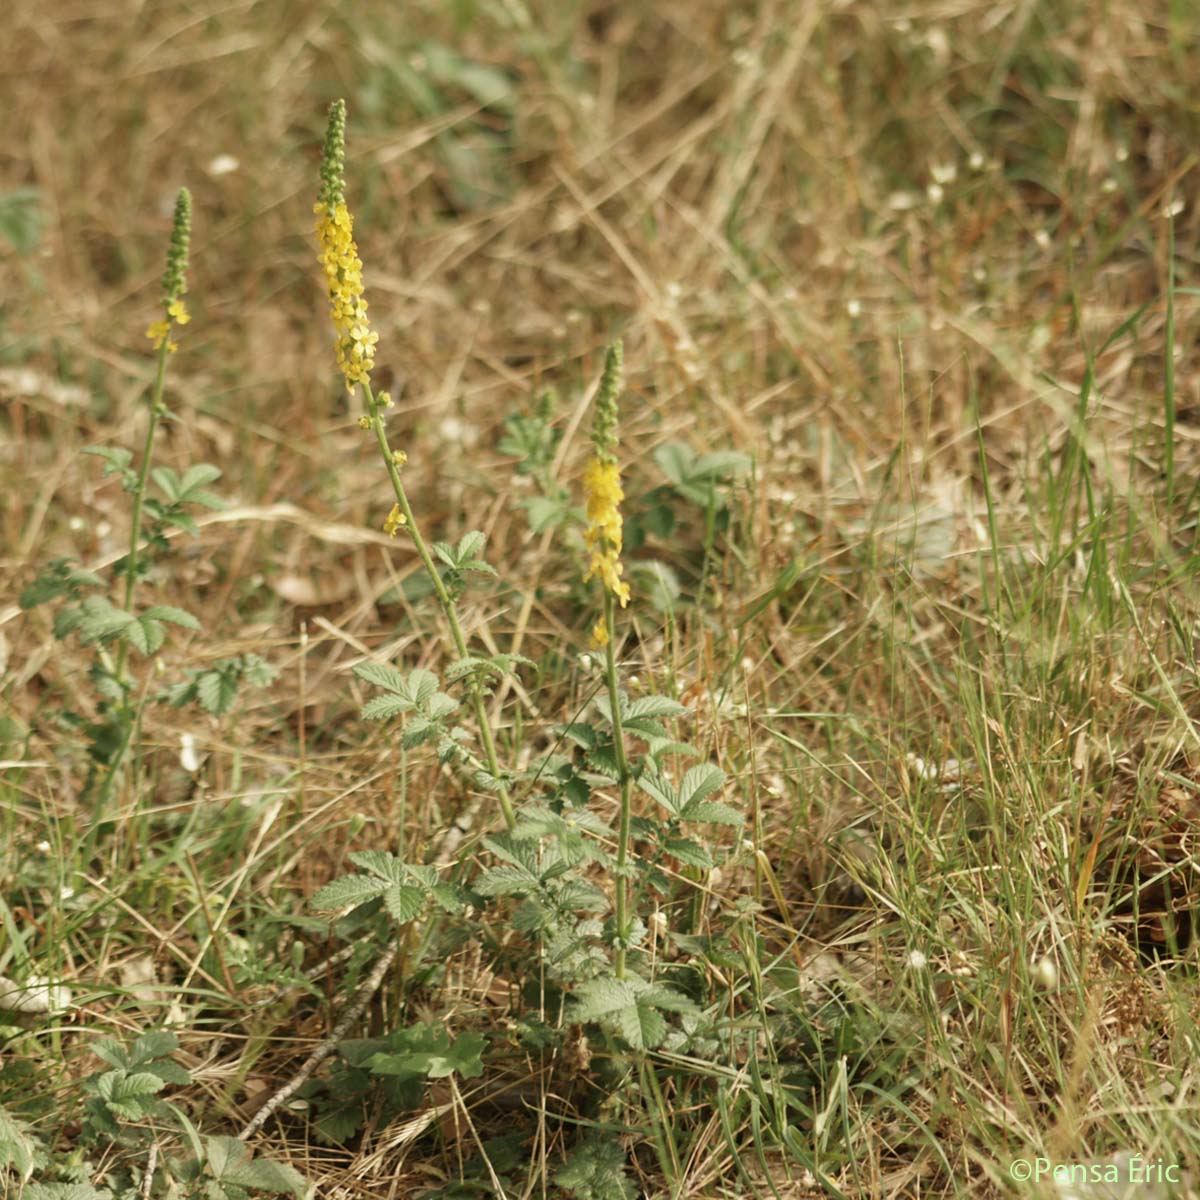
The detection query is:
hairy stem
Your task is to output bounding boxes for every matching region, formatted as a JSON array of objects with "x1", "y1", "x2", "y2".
[
  {"x1": 602, "y1": 589, "x2": 634, "y2": 978},
  {"x1": 363, "y1": 382, "x2": 516, "y2": 831}
]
